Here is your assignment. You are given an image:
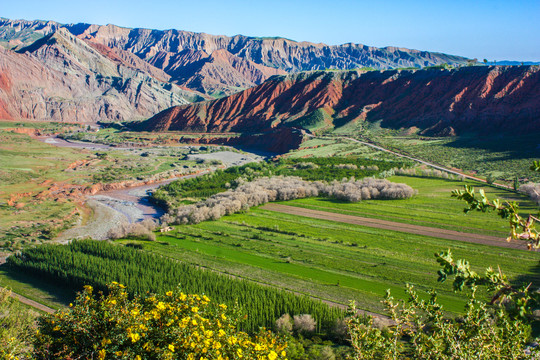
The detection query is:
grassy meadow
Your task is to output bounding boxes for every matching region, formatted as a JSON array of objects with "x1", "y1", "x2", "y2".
[
  {"x1": 372, "y1": 133, "x2": 540, "y2": 182},
  {"x1": 282, "y1": 176, "x2": 537, "y2": 237},
  {"x1": 119, "y1": 205, "x2": 539, "y2": 315}
]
